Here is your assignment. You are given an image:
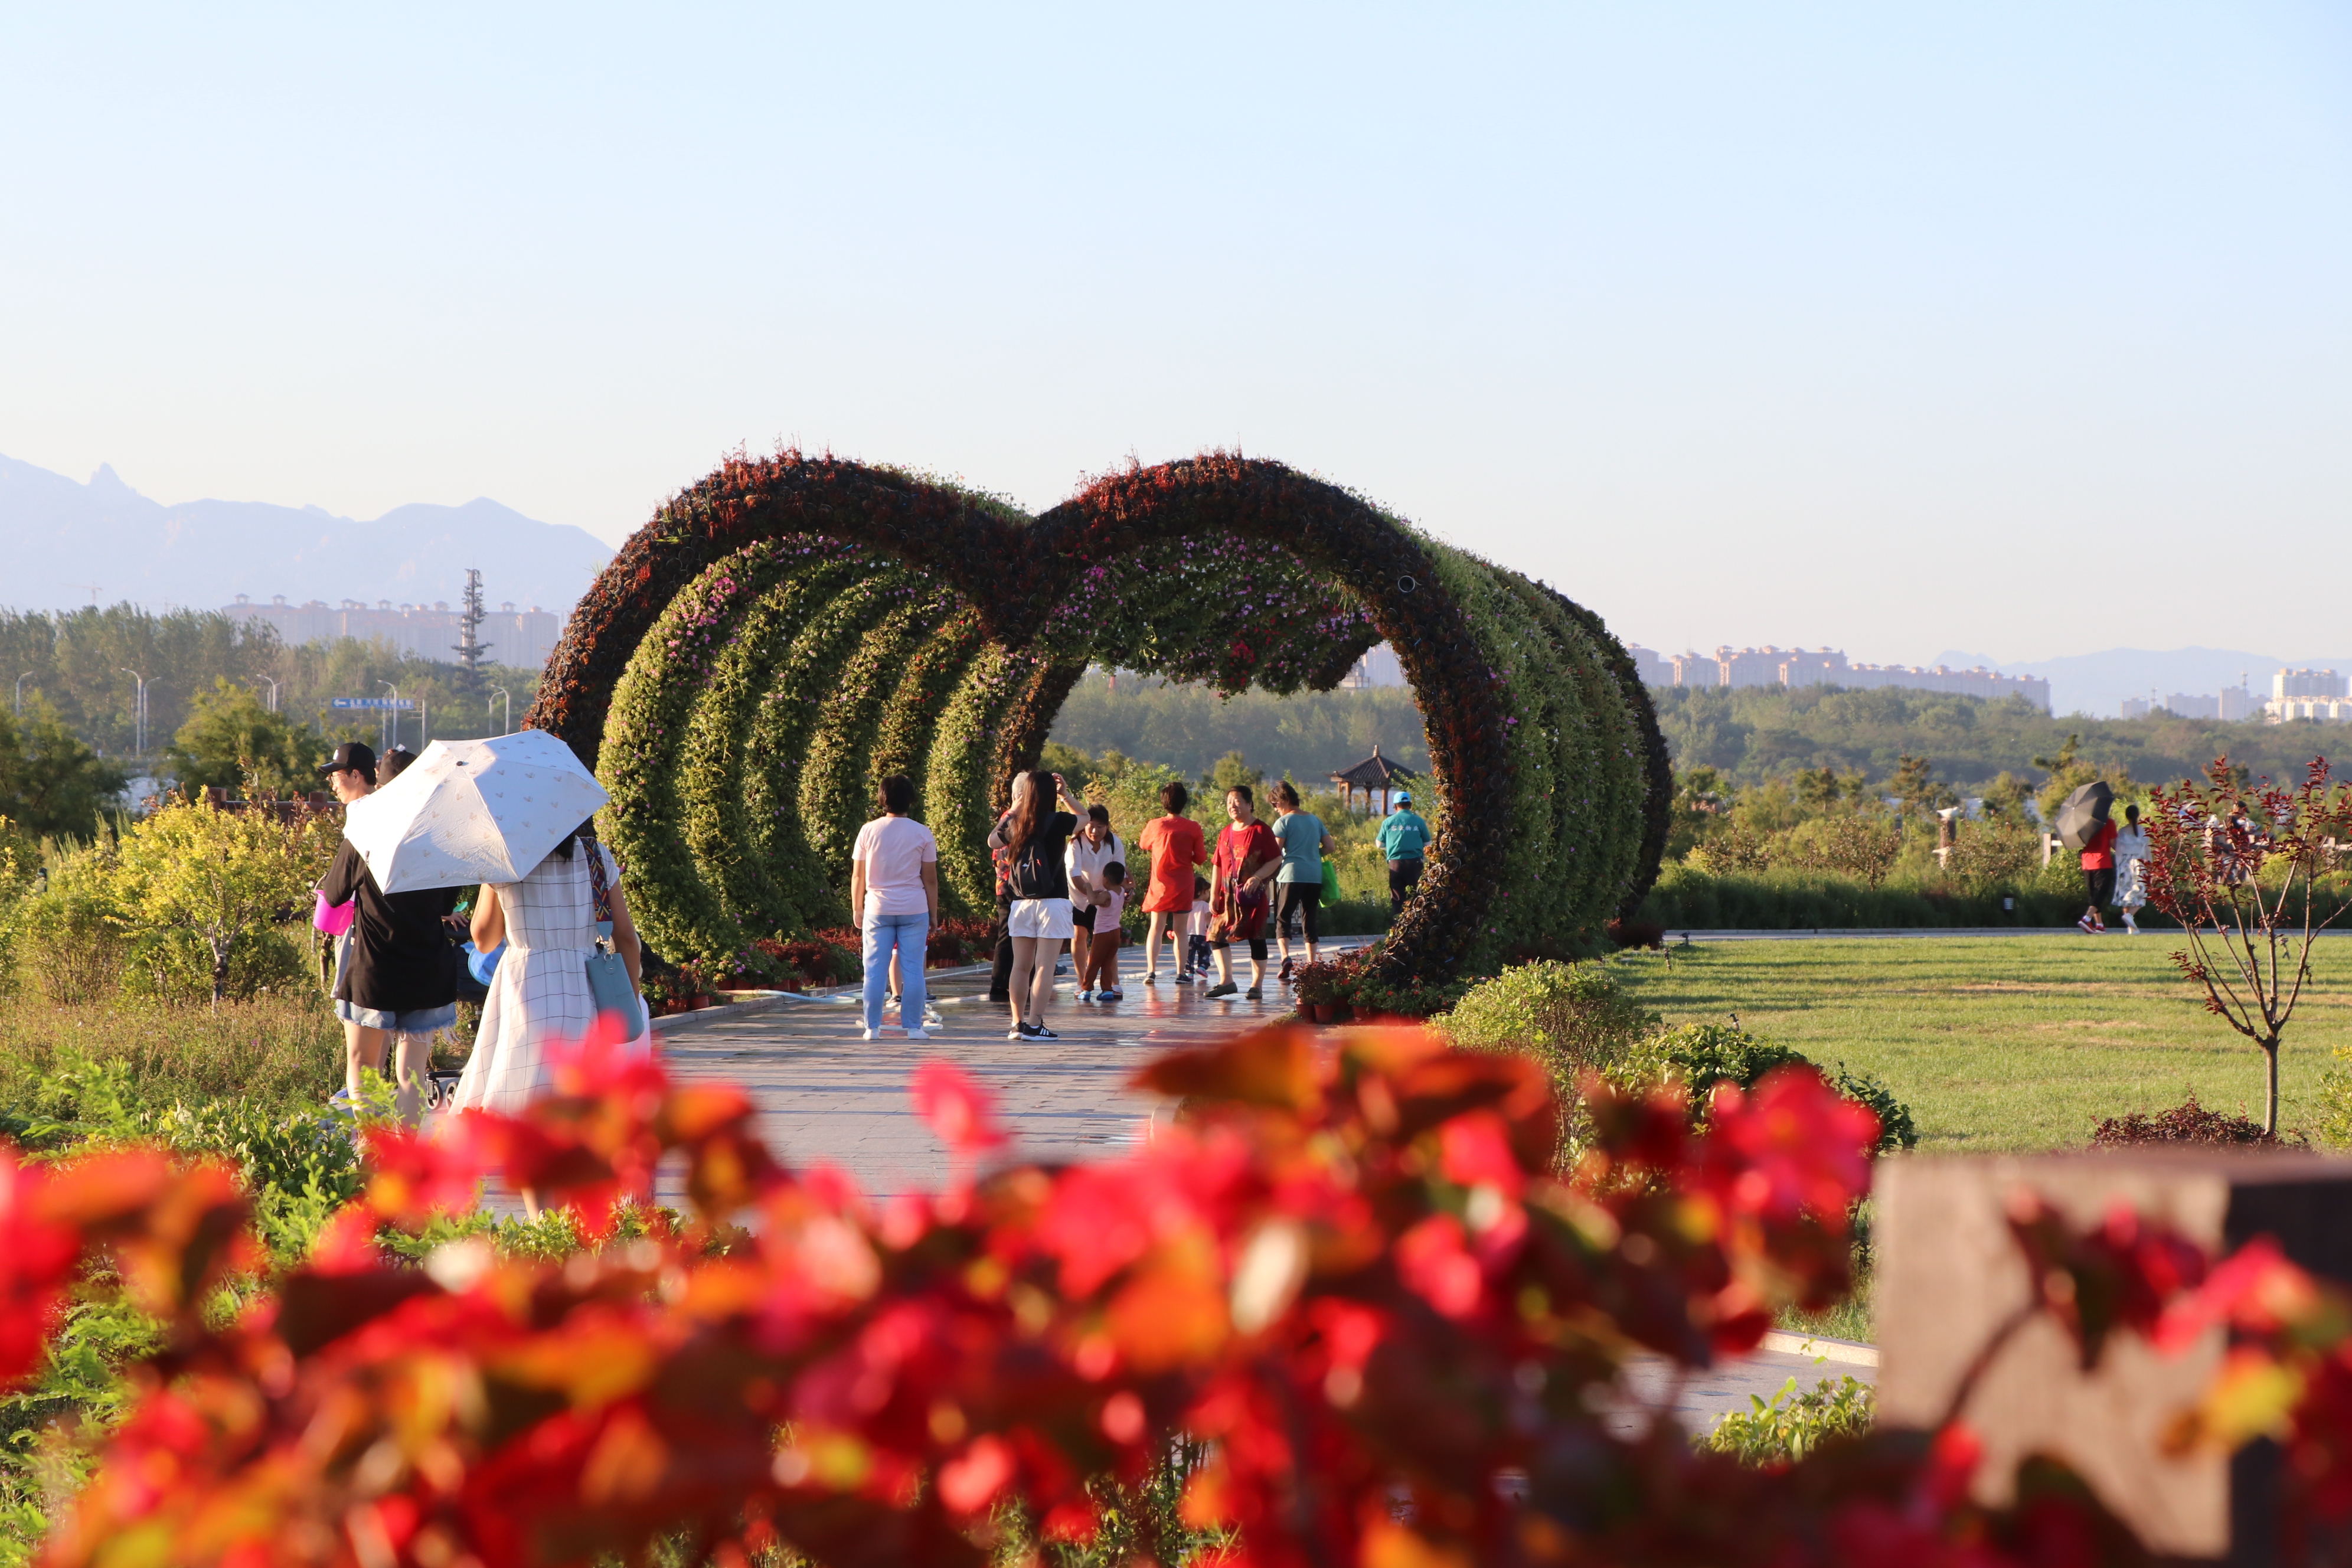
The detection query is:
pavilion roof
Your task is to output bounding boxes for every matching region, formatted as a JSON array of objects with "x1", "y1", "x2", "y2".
[{"x1": 1328, "y1": 744, "x2": 1418, "y2": 789}]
